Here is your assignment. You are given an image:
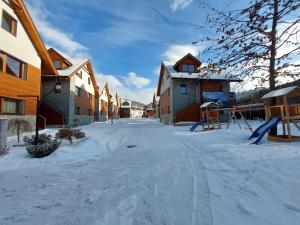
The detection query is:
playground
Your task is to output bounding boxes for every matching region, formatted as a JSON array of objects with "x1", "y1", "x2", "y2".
[{"x1": 190, "y1": 86, "x2": 300, "y2": 145}]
